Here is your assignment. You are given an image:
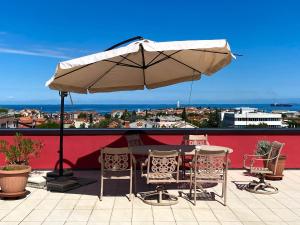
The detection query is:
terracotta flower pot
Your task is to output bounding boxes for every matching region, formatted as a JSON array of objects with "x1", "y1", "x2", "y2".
[
  {"x1": 266, "y1": 155, "x2": 287, "y2": 180},
  {"x1": 0, "y1": 165, "x2": 31, "y2": 197}
]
